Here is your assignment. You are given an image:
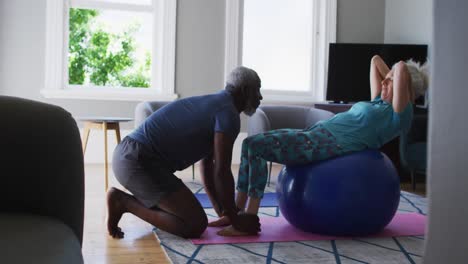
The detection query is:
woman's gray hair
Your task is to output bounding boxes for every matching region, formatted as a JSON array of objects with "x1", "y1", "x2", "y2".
[
  {"x1": 225, "y1": 66, "x2": 261, "y2": 94},
  {"x1": 405, "y1": 59, "x2": 430, "y2": 97}
]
